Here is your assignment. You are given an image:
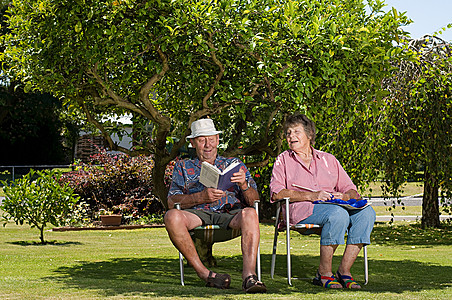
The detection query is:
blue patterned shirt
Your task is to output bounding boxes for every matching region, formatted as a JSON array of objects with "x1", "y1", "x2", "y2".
[{"x1": 168, "y1": 156, "x2": 257, "y2": 212}]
